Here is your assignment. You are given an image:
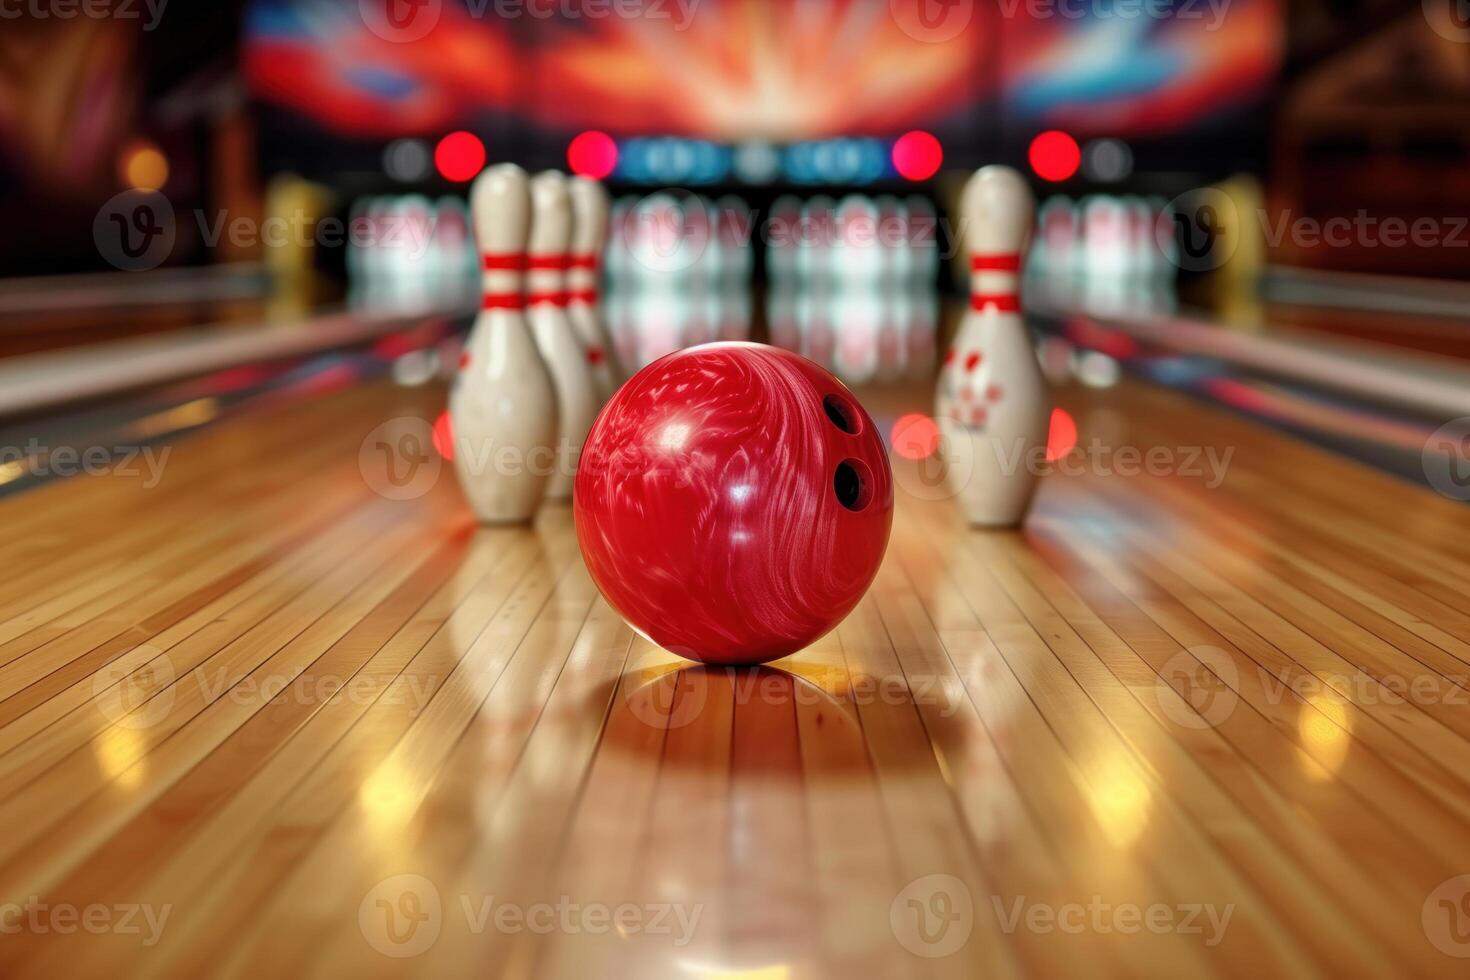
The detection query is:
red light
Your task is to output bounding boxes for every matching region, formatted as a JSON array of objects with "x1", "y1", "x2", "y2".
[
  {"x1": 892, "y1": 131, "x2": 943, "y2": 181},
  {"x1": 1046, "y1": 408, "x2": 1077, "y2": 462},
  {"x1": 891, "y1": 413, "x2": 940, "y2": 460},
  {"x1": 434, "y1": 132, "x2": 486, "y2": 183},
  {"x1": 433, "y1": 410, "x2": 455, "y2": 460},
  {"x1": 568, "y1": 131, "x2": 618, "y2": 179},
  {"x1": 1029, "y1": 131, "x2": 1081, "y2": 182}
]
